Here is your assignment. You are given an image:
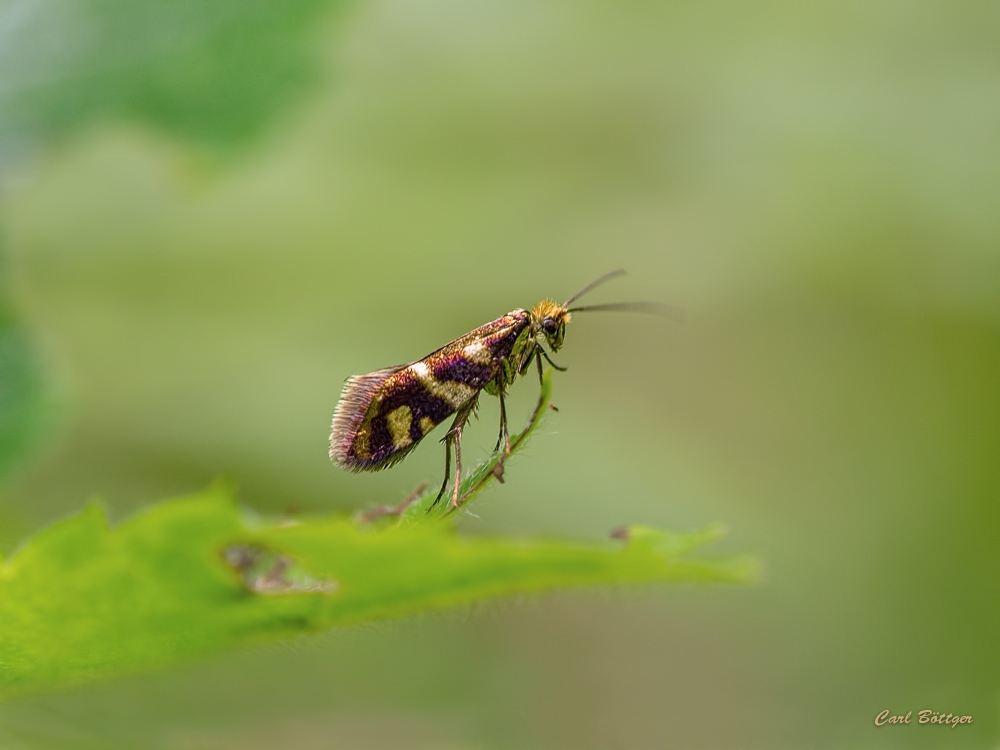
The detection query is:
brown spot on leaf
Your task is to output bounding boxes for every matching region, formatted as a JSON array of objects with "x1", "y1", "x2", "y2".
[{"x1": 223, "y1": 545, "x2": 338, "y2": 595}]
